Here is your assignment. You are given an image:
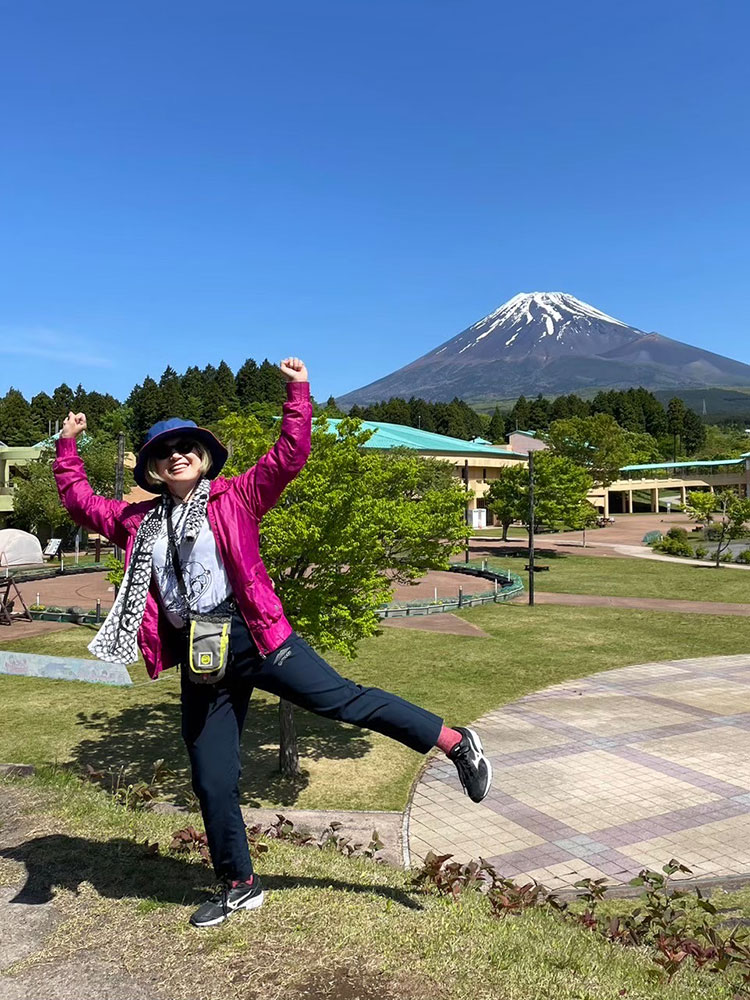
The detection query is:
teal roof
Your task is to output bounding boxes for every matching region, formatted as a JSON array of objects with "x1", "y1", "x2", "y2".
[
  {"x1": 326, "y1": 419, "x2": 526, "y2": 458},
  {"x1": 621, "y1": 456, "x2": 749, "y2": 472}
]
